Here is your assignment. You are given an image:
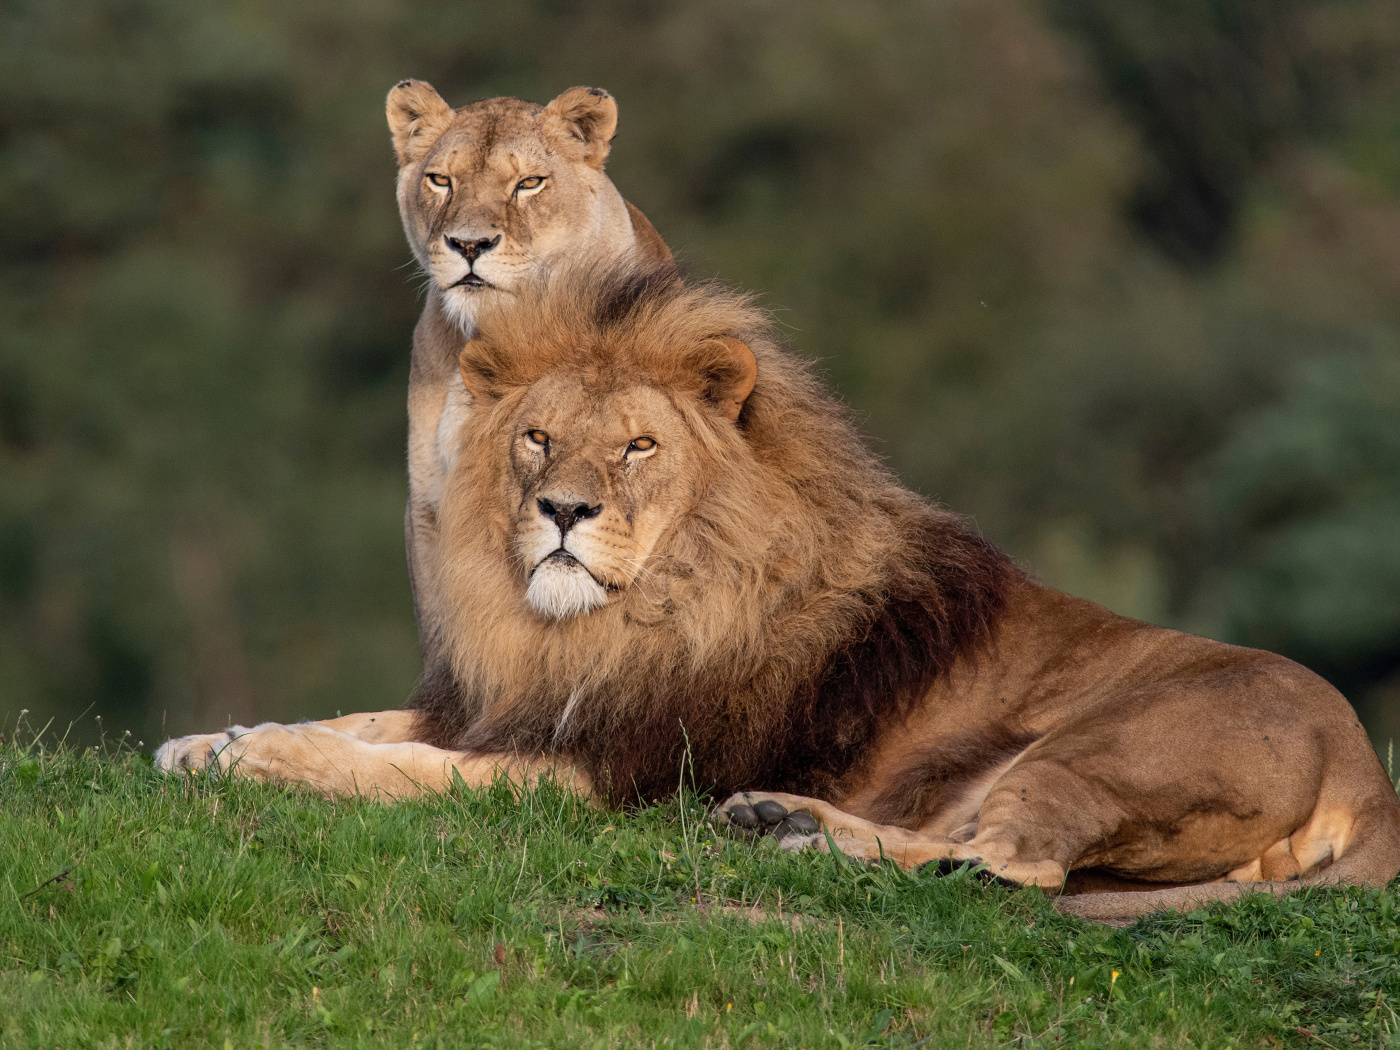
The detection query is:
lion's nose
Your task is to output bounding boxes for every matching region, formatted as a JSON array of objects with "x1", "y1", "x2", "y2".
[
  {"x1": 537, "y1": 497, "x2": 601, "y2": 536},
  {"x1": 445, "y1": 234, "x2": 501, "y2": 262}
]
